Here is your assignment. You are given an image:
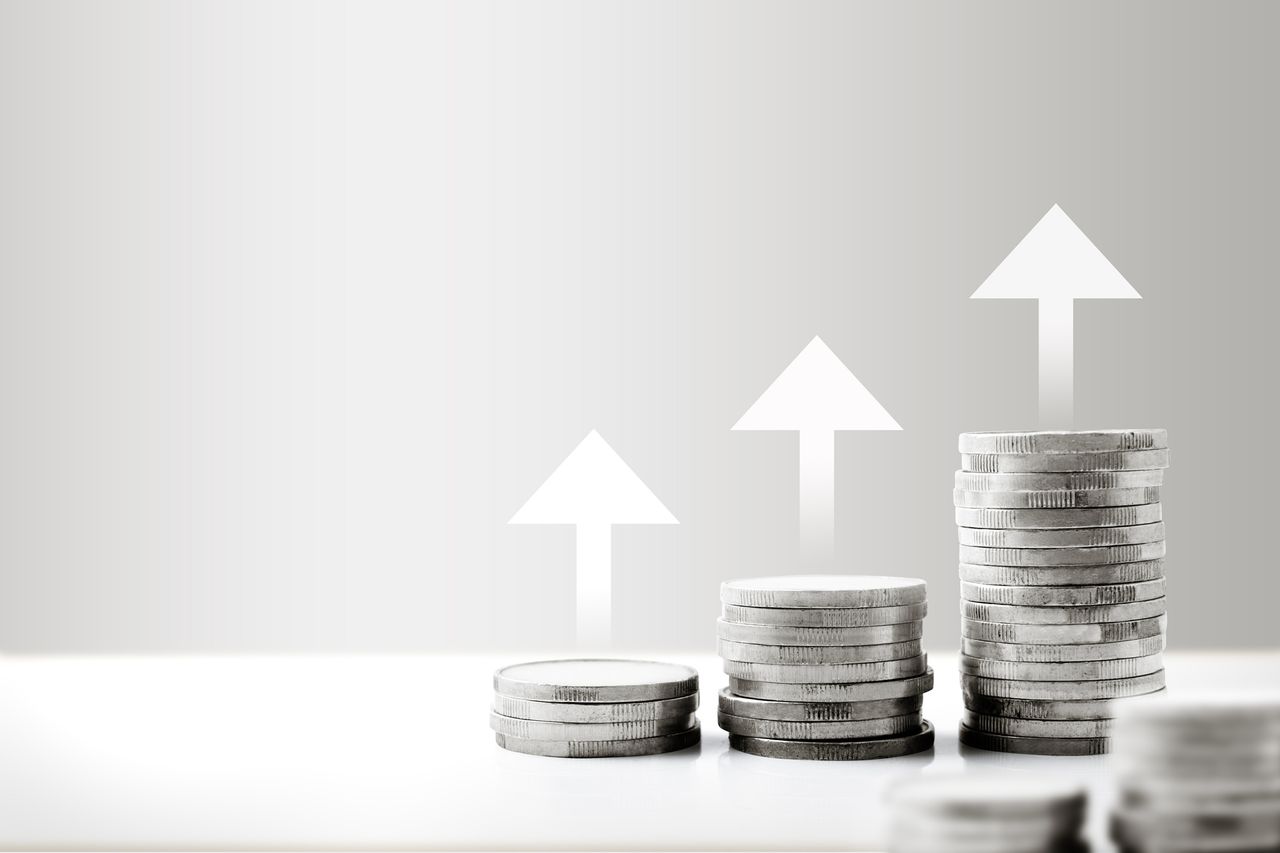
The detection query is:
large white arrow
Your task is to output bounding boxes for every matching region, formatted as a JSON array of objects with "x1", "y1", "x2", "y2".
[
  {"x1": 972, "y1": 204, "x2": 1141, "y2": 427},
  {"x1": 733, "y1": 336, "x2": 901, "y2": 571},
  {"x1": 509, "y1": 430, "x2": 677, "y2": 647}
]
